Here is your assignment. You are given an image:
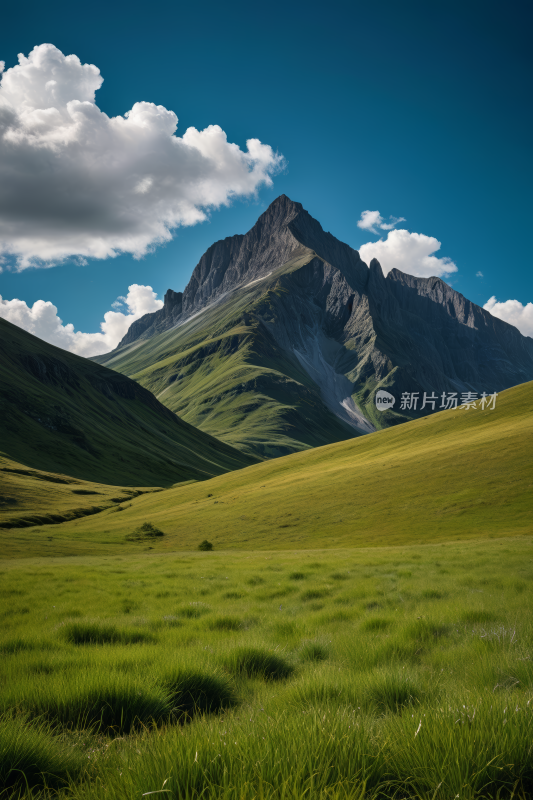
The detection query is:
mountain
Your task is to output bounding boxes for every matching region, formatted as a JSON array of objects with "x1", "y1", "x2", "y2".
[
  {"x1": 0, "y1": 317, "x2": 256, "y2": 490},
  {"x1": 13, "y1": 379, "x2": 532, "y2": 557},
  {"x1": 94, "y1": 195, "x2": 533, "y2": 459}
]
